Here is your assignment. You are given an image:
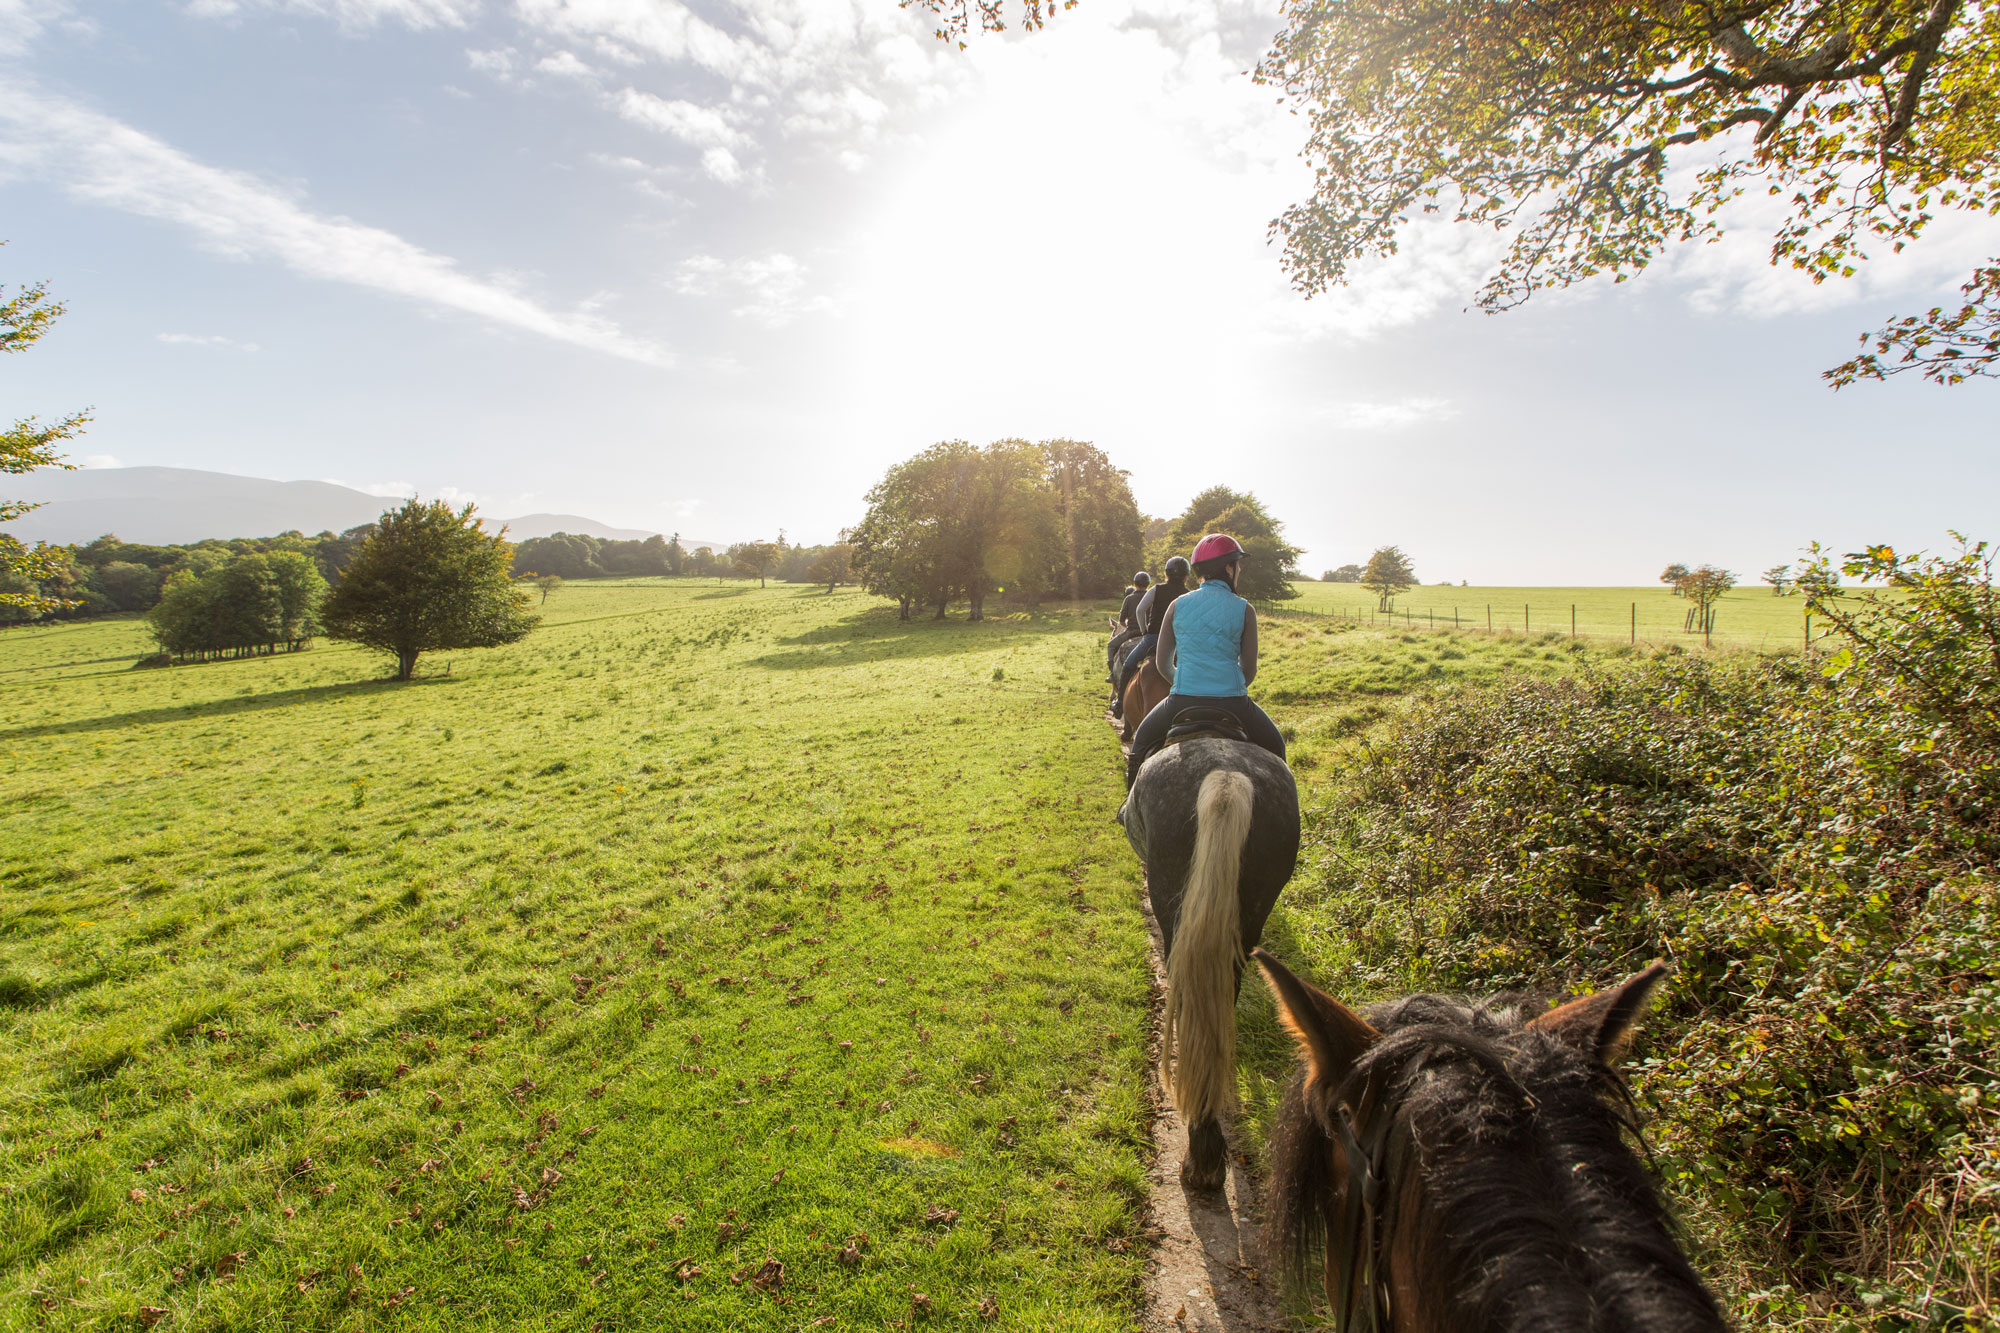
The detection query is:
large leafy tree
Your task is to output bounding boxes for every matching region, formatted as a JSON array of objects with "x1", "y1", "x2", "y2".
[
  {"x1": 2, "y1": 246, "x2": 92, "y2": 612},
  {"x1": 322, "y1": 499, "x2": 538, "y2": 681},
  {"x1": 1038, "y1": 438, "x2": 1145, "y2": 600},
  {"x1": 1152, "y1": 485, "x2": 1304, "y2": 602},
  {"x1": 1254, "y1": 0, "x2": 2000, "y2": 385},
  {"x1": 852, "y1": 438, "x2": 1140, "y2": 619}
]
